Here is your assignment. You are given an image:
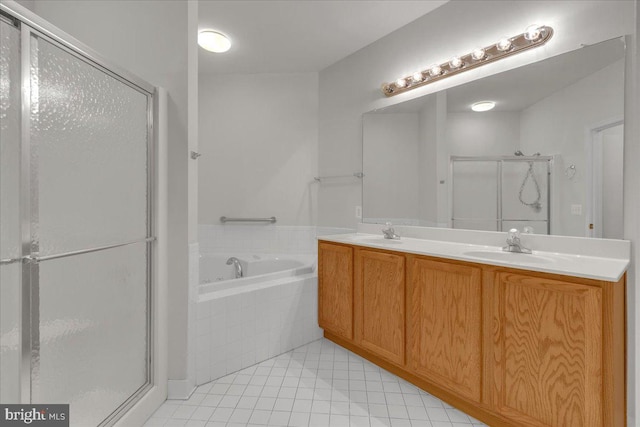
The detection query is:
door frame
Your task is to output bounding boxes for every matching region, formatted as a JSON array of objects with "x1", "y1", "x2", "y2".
[{"x1": 585, "y1": 118, "x2": 624, "y2": 238}]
